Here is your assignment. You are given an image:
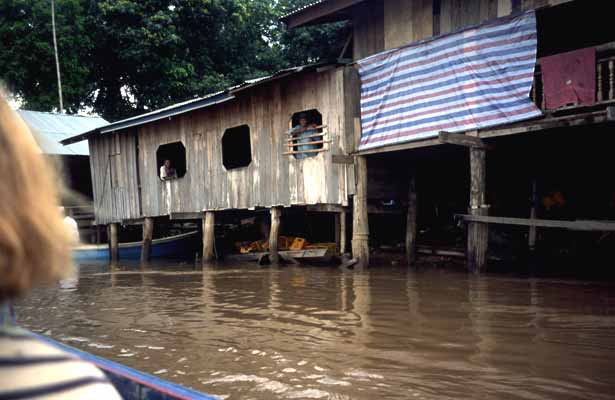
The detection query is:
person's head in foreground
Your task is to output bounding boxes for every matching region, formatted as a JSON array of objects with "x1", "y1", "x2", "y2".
[{"x1": 0, "y1": 94, "x2": 121, "y2": 399}]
